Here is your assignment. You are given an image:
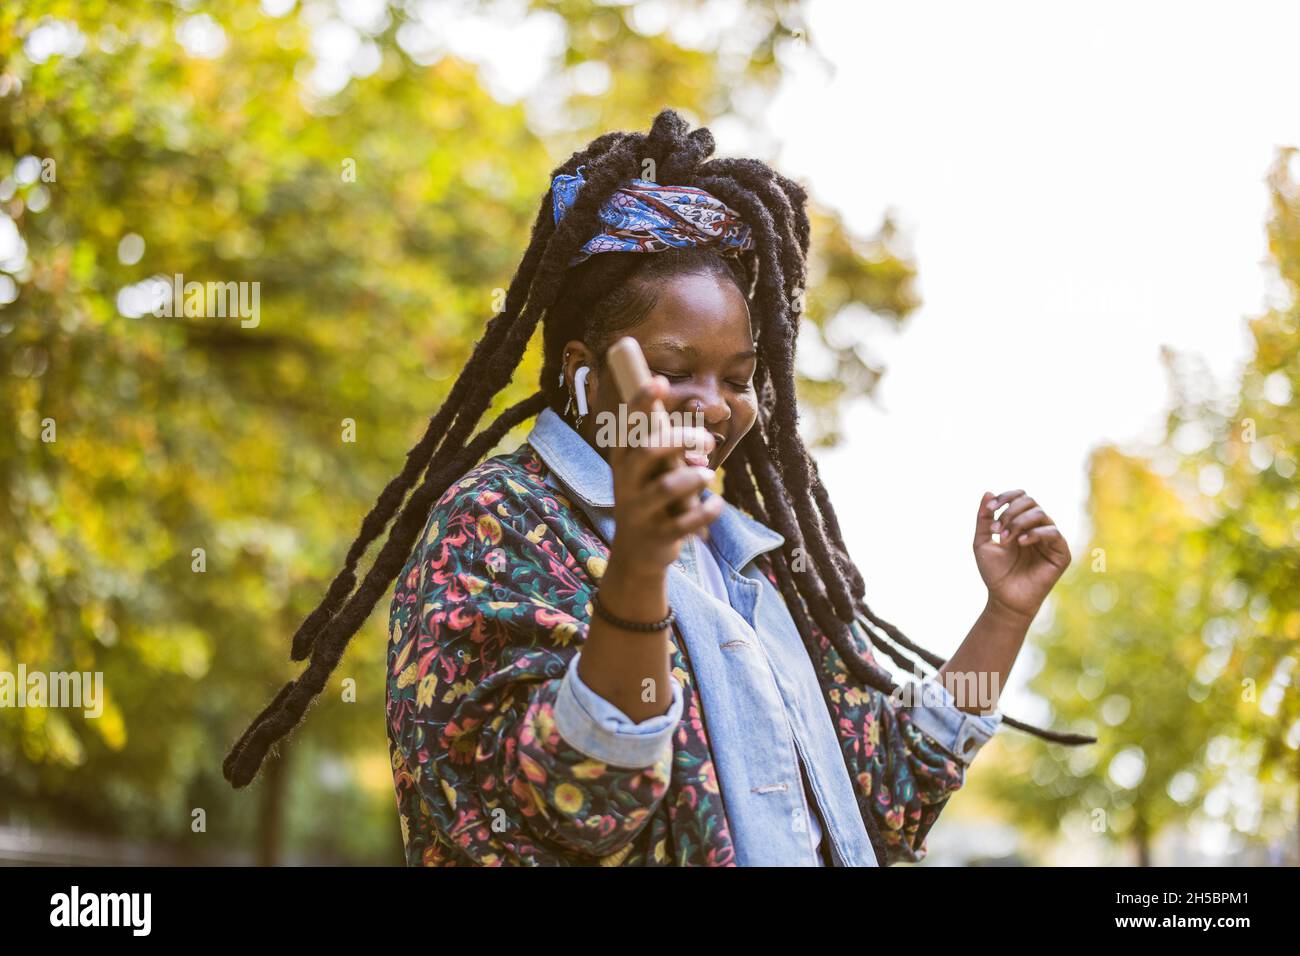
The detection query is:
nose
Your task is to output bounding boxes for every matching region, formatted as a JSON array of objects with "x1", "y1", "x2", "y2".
[{"x1": 677, "y1": 385, "x2": 730, "y2": 435}]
